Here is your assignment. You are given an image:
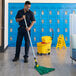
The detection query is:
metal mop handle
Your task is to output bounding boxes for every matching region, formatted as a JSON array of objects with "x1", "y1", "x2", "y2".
[
  {"x1": 24, "y1": 19, "x2": 39, "y2": 66},
  {"x1": 24, "y1": 19, "x2": 36, "y2": 58}
]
